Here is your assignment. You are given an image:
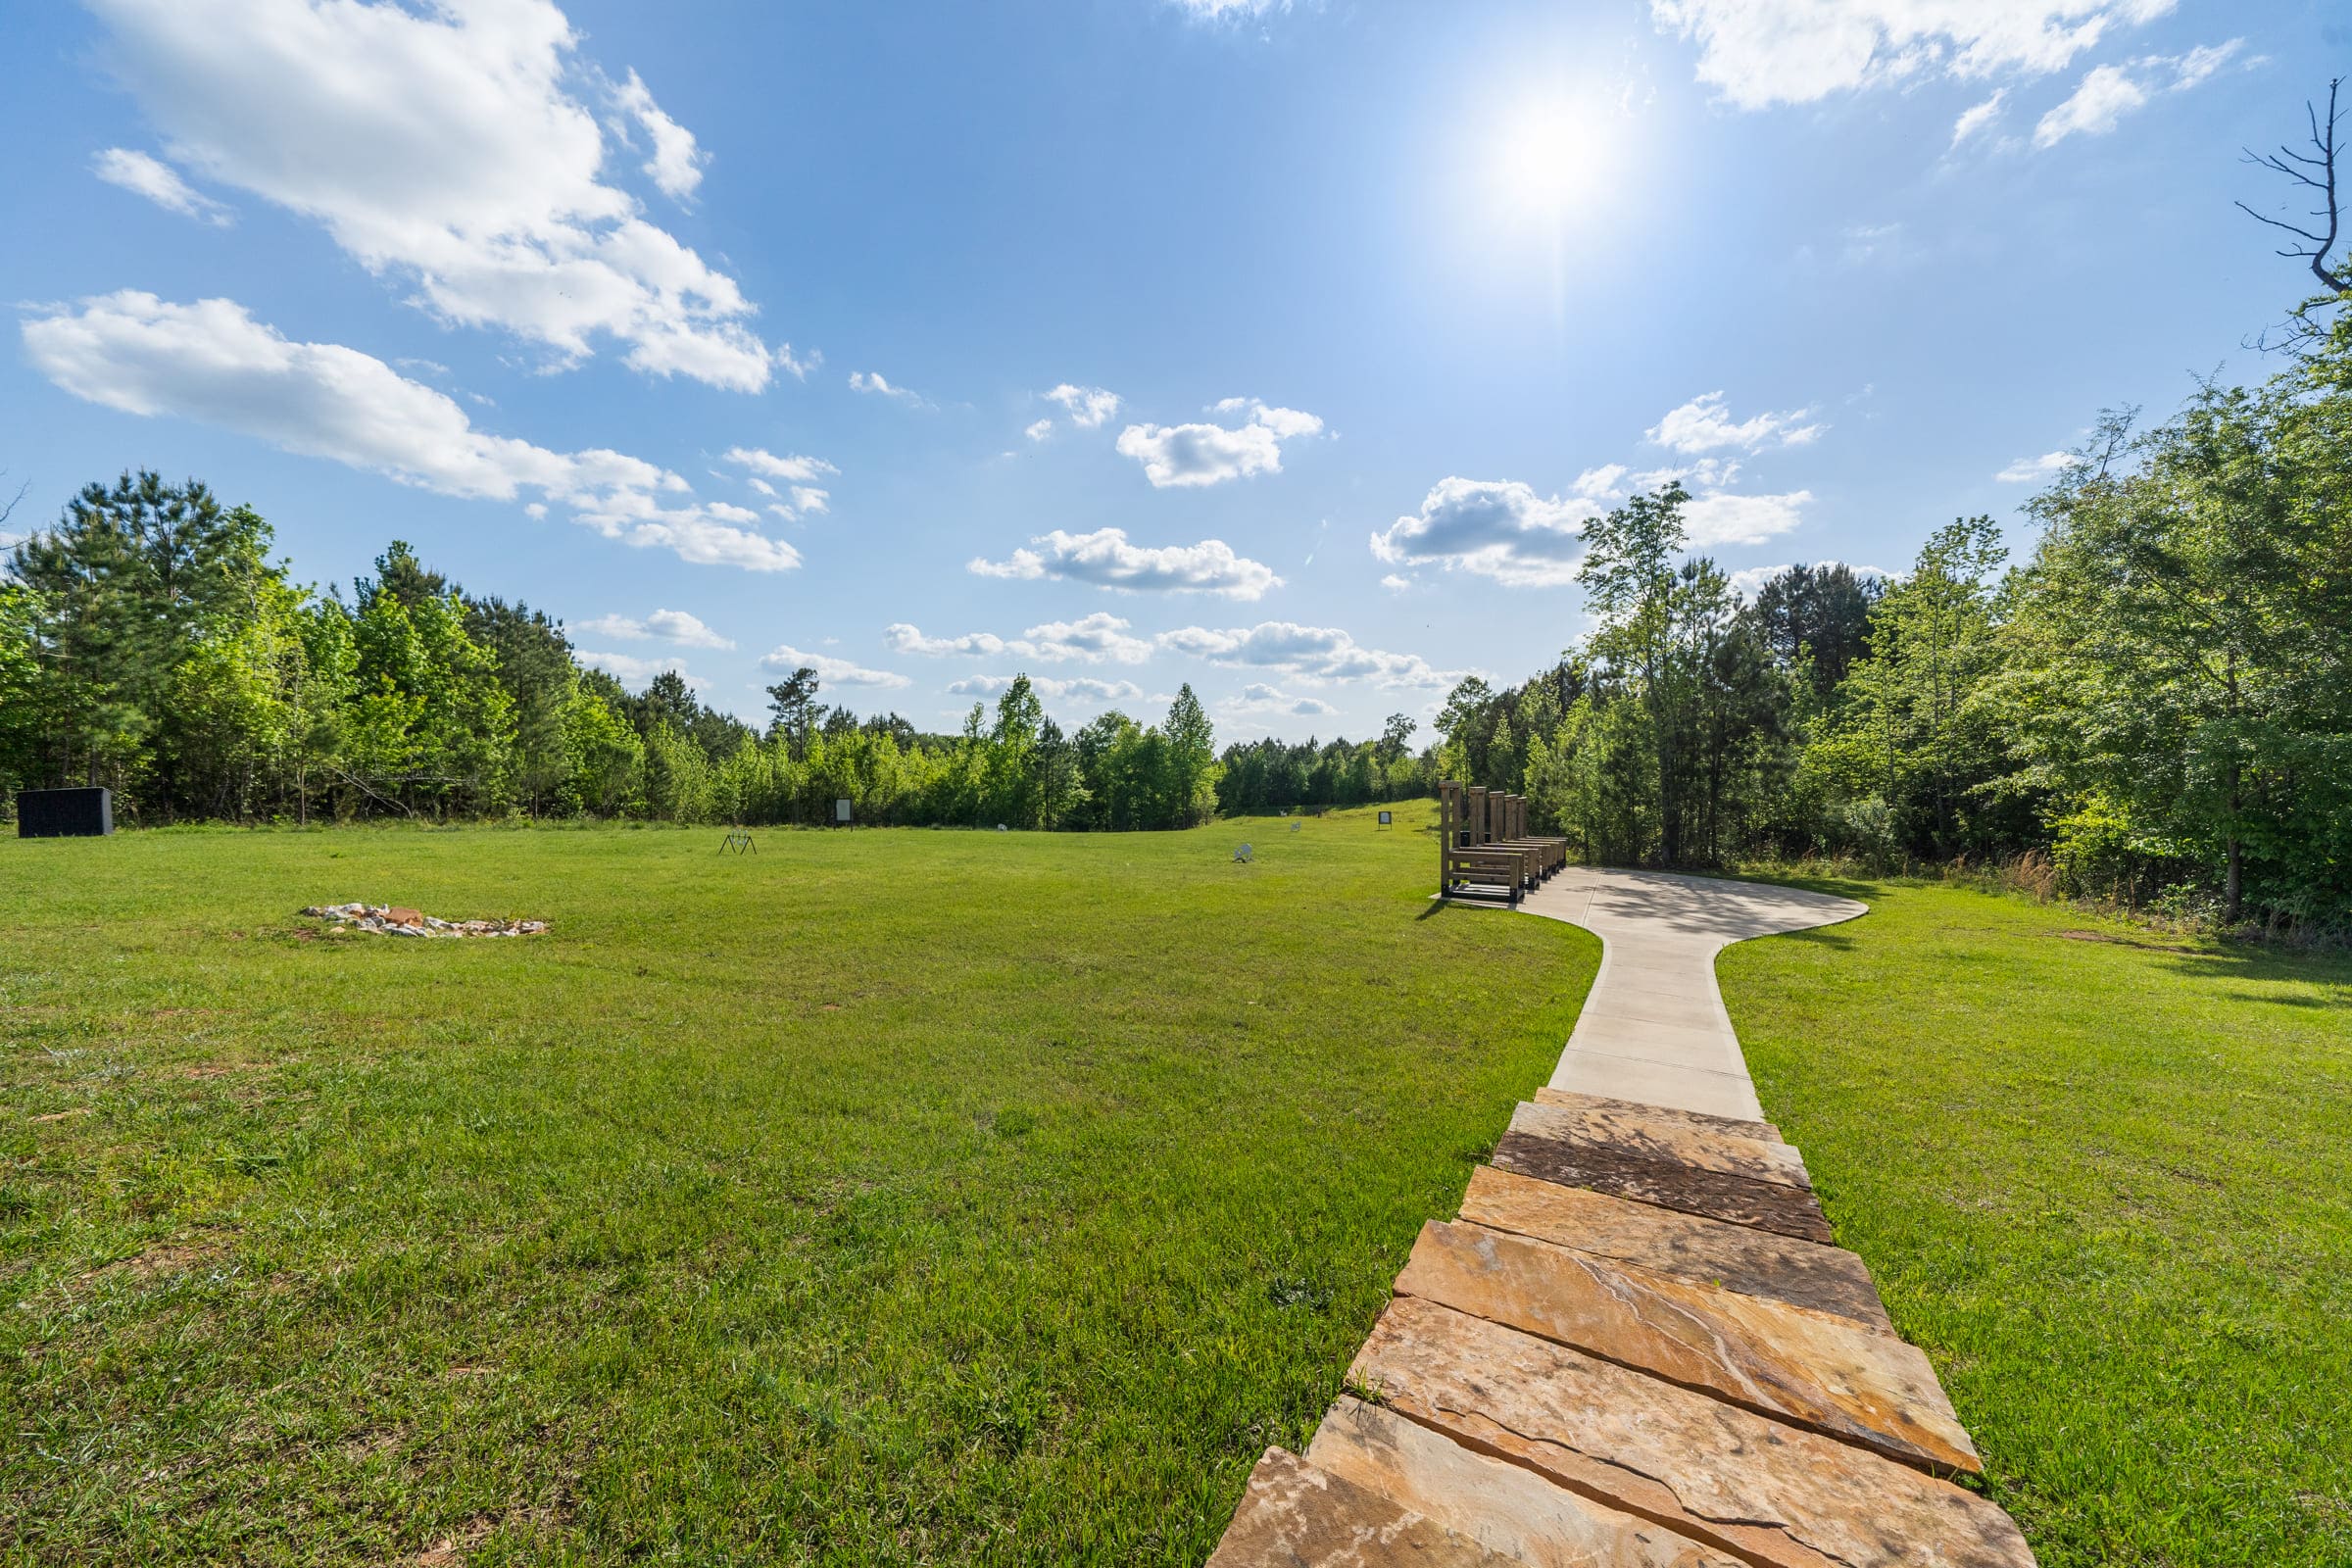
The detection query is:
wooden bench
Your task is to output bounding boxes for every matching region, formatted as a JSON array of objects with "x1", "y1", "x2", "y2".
[{"x1": 1439, "y1": 781, "x2": 1532, "y2": 906}]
